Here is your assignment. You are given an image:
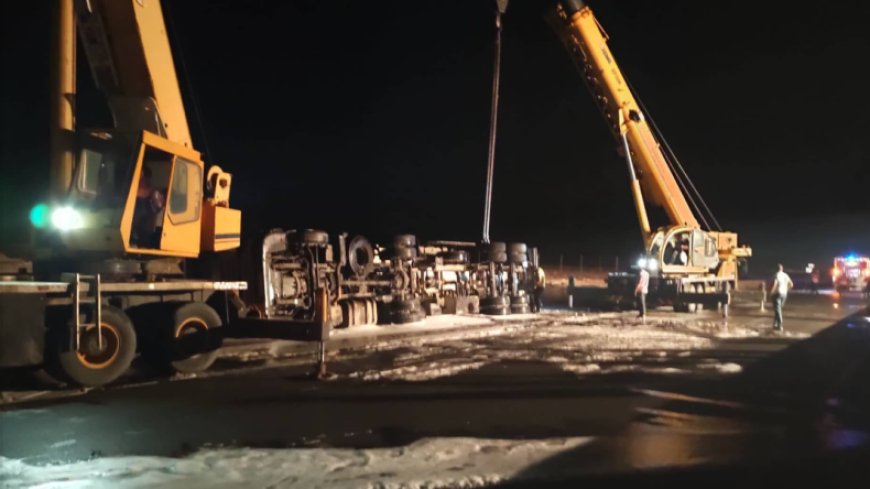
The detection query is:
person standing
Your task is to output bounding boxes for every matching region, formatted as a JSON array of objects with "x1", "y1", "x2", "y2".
[
  {"x1": 532, "y1": 266, "x2": 546, "y2": 313},
  {"x1": 635, "y1": 265, "x2": 650, "y2": 320},
  {"x1": 770, "y1": 264, "x2": 793, "y2": 332}
]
